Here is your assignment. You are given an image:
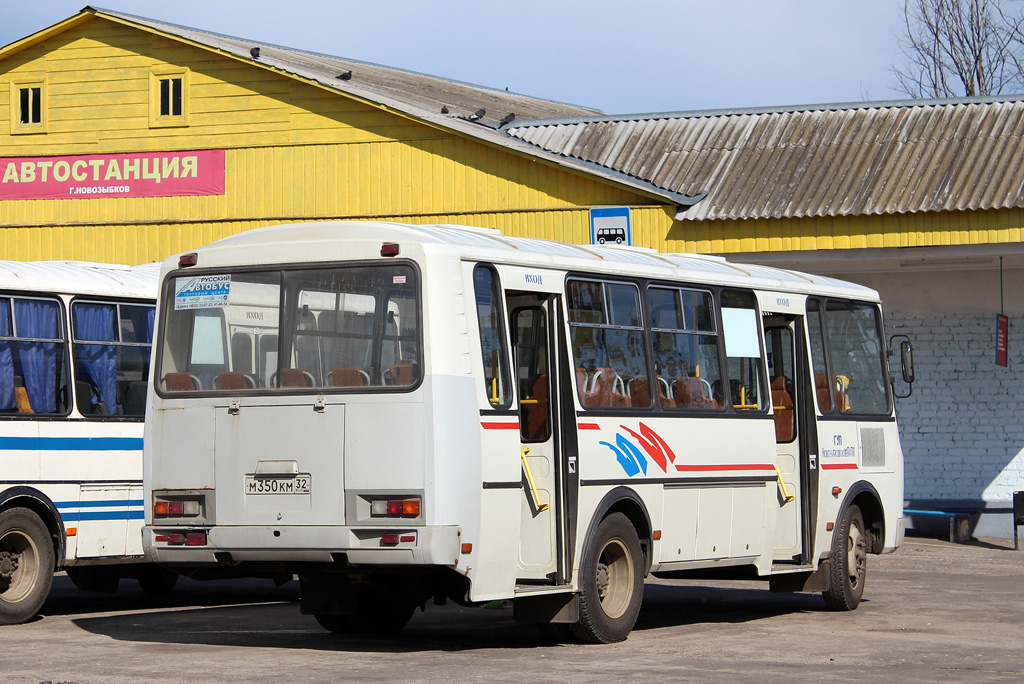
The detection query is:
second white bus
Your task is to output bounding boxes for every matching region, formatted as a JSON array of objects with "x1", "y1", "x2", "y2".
[
  {"x1": 0, "y1": 260, "x2": 171, "y2": 625},
  {"x1": 144, "y1": 222, "x2": 910, "y2": 642}
]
